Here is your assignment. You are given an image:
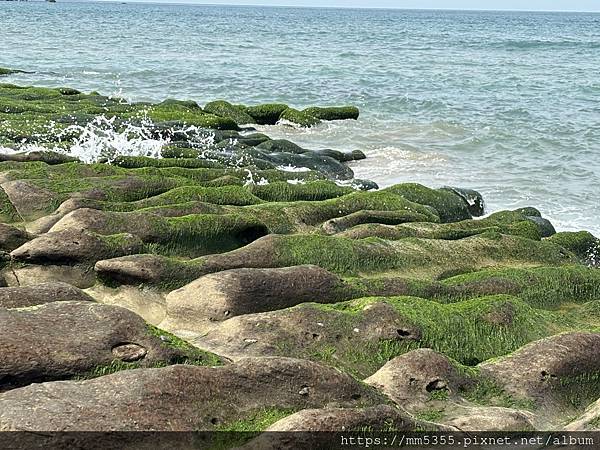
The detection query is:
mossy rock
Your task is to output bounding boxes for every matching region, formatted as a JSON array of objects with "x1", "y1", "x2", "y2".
[
  {"x1": 95, "y1": 232, "x2": 576, "y2": 289},
  {"x1": 440, "y1": 265, "x2": 600, "y2": 310},
  {"x1": 383, "y1": 183, "x2": 473, "y2": 223},
  {"x1": 0, "y1": 68, "x2": 27, "y2": 76},
  {"x1": 246, "y1": 180, "x2": 354, "y2": 202},
  {"x1": 547, "y1": 231, "x2": 599, "y2": 262},
  {"x1": 192, "y1": 294, "x2": 577, "y2": 378},
  {"x1": 203, "y1": 100, "x2": 255, "y2": 125},
  {"x1": 244, "y1": 103, "x2": 289, "y2": 125},
  {"x1": 303, "y1": 106, "x2": 359, "y2": 121},
  {"x1": 279, "y1": 108, "x2": 321, "y2": 127},
  {"x1": 338, "y1": 216, "x2": 541, "y2": 241}
]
